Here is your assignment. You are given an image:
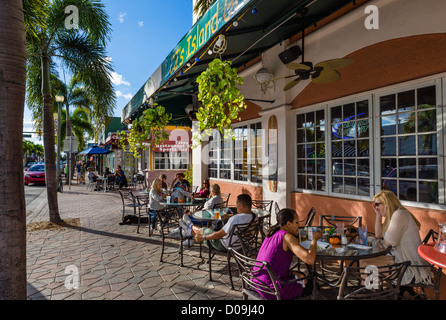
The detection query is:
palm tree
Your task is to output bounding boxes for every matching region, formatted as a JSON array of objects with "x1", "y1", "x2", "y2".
[
  {"x1": 193, "y1": 0, "x2": 215, "y2": 17},
  {"x1": 59, "y1": 107, "x2": 94, "y2": 152},
  {"x1": 0, "y1": 0, "x2": 27, "y2": 300},
  {"x1": 25, "y1": 0, "x2": 115, "y2": 222}
]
